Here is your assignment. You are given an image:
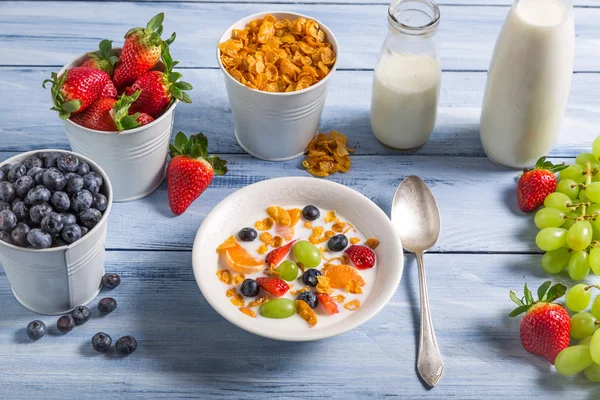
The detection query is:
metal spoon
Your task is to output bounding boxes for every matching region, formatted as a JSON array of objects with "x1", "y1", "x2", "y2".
[{"x1": 391, "y1": 176, "x2": 444, "y2": 387}]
